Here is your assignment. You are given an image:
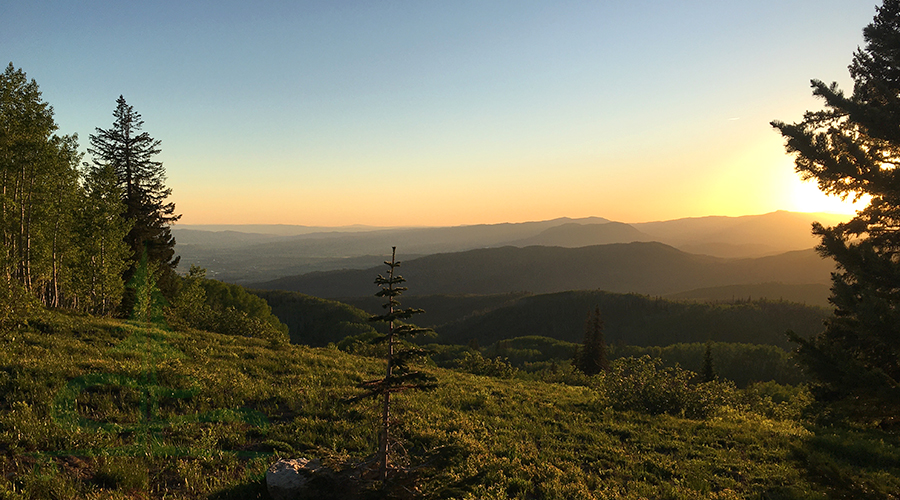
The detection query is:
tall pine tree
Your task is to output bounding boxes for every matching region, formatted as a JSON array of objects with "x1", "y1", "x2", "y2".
[
  {"x1": 772, "y1": 1, "x2": 900, "y2": 426},
  {"x1": 88, "y1": 96, "x2": 180, "y2": 302}
]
